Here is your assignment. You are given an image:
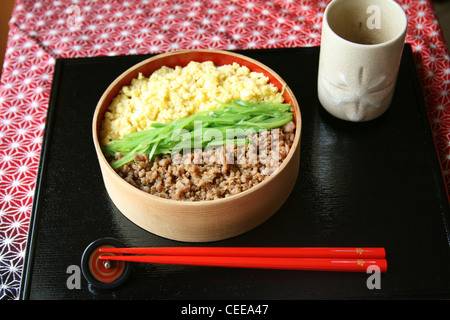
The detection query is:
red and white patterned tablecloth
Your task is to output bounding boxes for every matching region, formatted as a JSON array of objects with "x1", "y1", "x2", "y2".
[{"x1": 0, "y1": 0, "x2": 449, "y2": 300}]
